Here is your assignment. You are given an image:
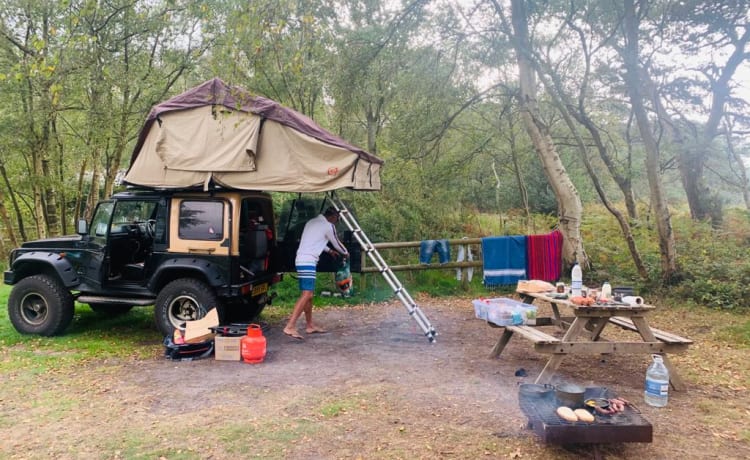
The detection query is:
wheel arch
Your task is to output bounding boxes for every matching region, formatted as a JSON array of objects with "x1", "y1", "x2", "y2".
[
  {"x1": 9, "y1": 252, "x2": 80, "y2": 287},
  {"x1": 148, "y1": 258, "x2": 226, "y2": 293}
]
